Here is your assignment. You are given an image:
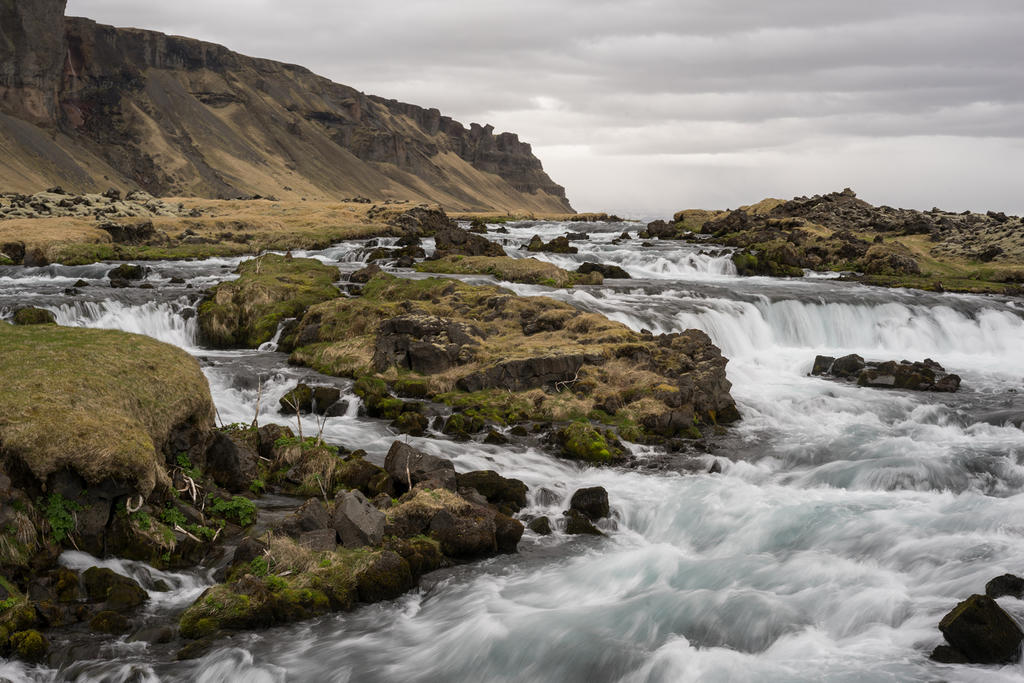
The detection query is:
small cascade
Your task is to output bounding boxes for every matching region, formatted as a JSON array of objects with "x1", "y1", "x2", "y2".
[
  {"x1": 257, "y1": 319, "x2": 292, "y2": 352},
  {"x1": 50, "y1": 298, "x2": 200, "y2": 349}
]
